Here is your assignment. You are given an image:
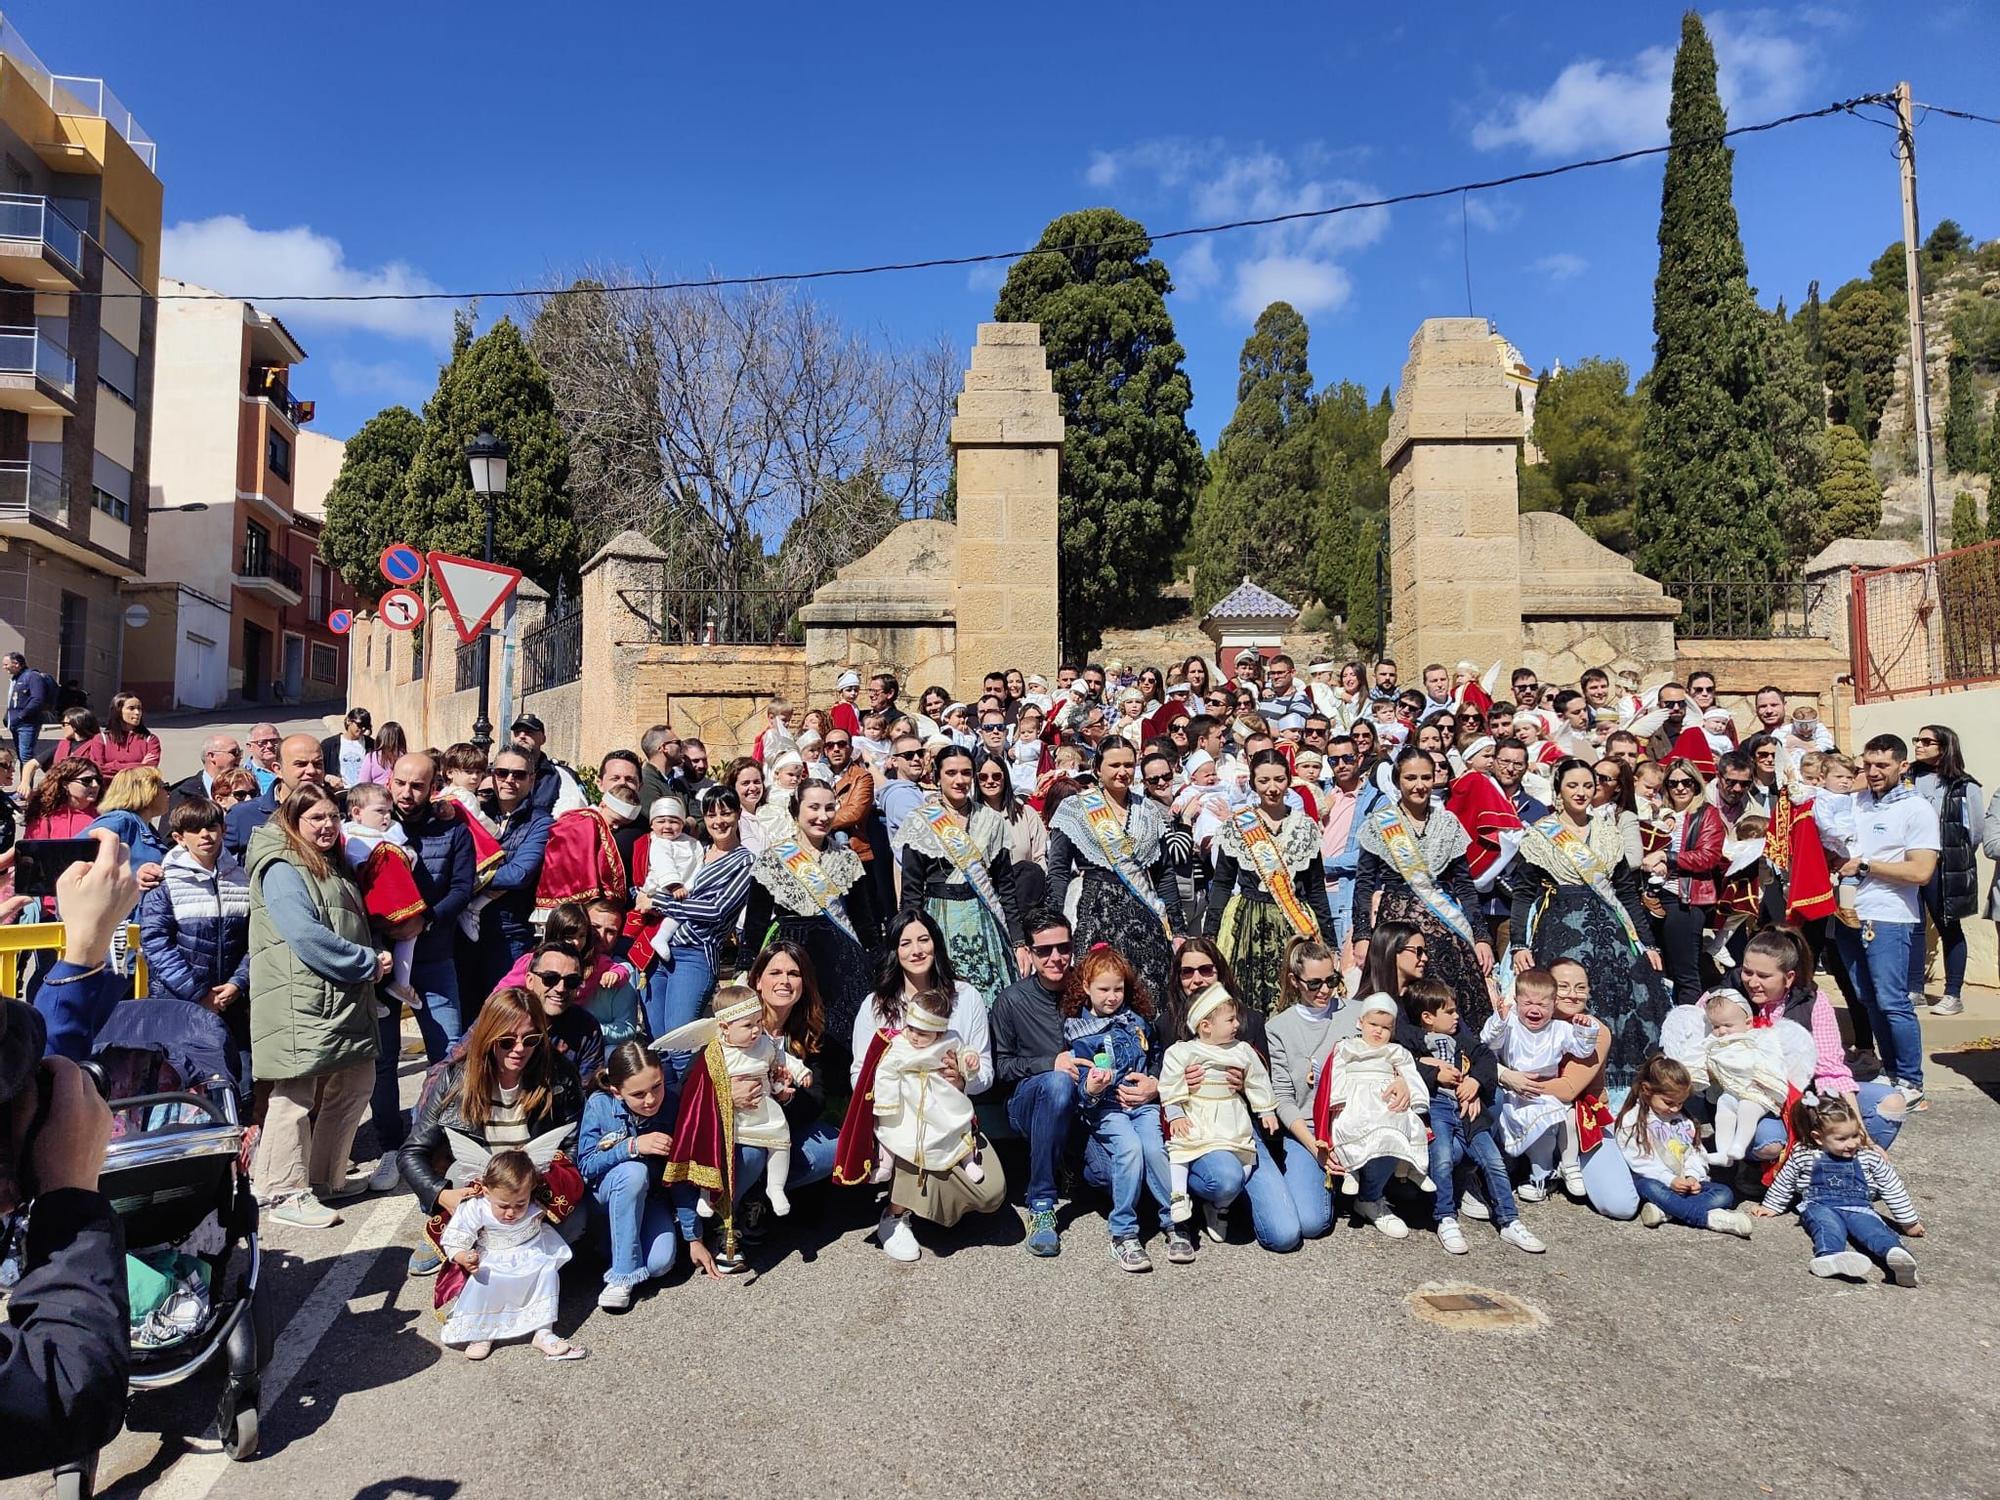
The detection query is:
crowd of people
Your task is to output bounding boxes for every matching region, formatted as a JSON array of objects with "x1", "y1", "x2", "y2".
[{"x1": 2, "y1": 646, "x2": 1990, "y2": 1366}]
